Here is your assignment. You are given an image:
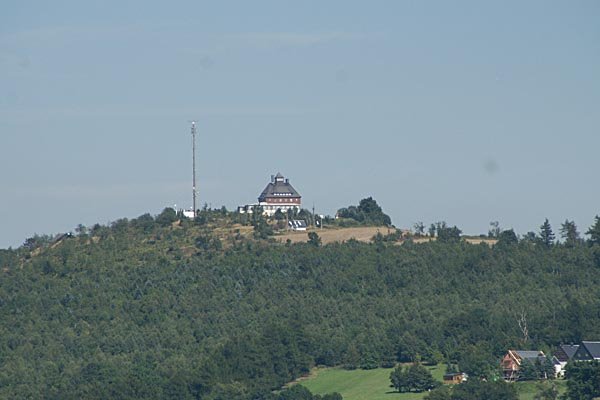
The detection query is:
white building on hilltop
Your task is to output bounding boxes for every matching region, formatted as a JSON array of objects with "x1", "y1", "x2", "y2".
[{"x1": 238, "y1": 173, "x2": 302, "y2": 217}]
